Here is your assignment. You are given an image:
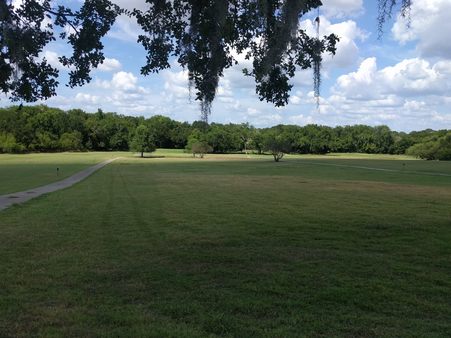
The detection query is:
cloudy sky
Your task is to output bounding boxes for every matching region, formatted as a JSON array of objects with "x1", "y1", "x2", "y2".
[{"x1": 5, "y1": 0, "x2": 451, "y2": 131}]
